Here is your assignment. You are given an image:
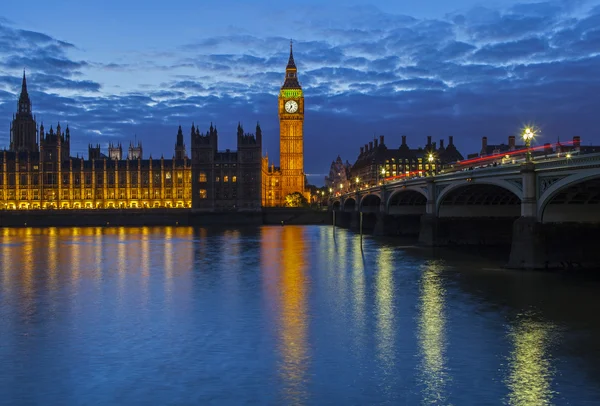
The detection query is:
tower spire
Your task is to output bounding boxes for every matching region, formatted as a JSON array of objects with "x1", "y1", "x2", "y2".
[
  {"x1": 22, "y1": 69, "x2": 28, "y2": 95},
  {"x1": 282, "y1": 40, "x2": 301, "y2": 89},
  {"x1": 18, "y1": 69, "x2": 32, "y2": 115},
  {"x1": 286, "y1": 39, "x2": 296, "y2": 70}
]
